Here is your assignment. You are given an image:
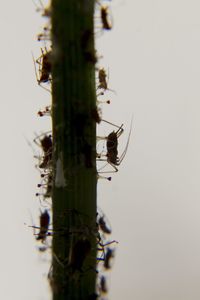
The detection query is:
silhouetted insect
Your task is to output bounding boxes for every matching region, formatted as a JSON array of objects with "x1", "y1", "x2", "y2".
[
  {"x1": 101, "y1": 5, "x2": 112, "y2": 30},
  {"x1": 35, "y1": 134, "x2": 52, "y2": 169},
  {"x1": 104, "y1": 247, "x2": 114, "y2": 269},
  {"x1": 98, "y1": 215, "x2": 112, "y2": 235},
  {"x1": 36, "y1": 210, "x2": 50, "y2": 241},
  {"x1": 32, "y1": 48, "x2": 52, "y2": 91},
  {"x1": 100, "y1": 275, "x2": 108, "y2": 294},
  {"x1": 37, "y1": 48, "x2": 52, "y2": 83},
  {"x1": 97, "y1": 119, "x2": 132, "y2": 172},
  {"x1": 69, "y1": 238, "x2": 91, "y2": 271},
  {"x1": 97, "y1": 68, "x2": 115, "y2": 93}
]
